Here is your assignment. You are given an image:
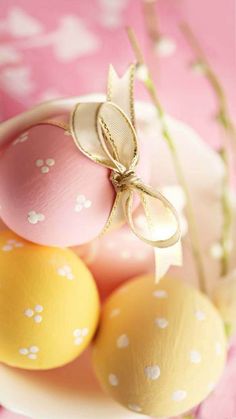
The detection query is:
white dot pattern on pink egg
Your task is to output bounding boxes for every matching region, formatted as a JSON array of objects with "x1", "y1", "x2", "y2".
[
  {"x1": 74, "y1": 194, "x2": 92, "y2": 212},
  {"x1": 27, "y1": 210, "x2": 45, "y2": 224},
  {"x1": 35, "y1": 158, "x2": 55, "y2": 174}
]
